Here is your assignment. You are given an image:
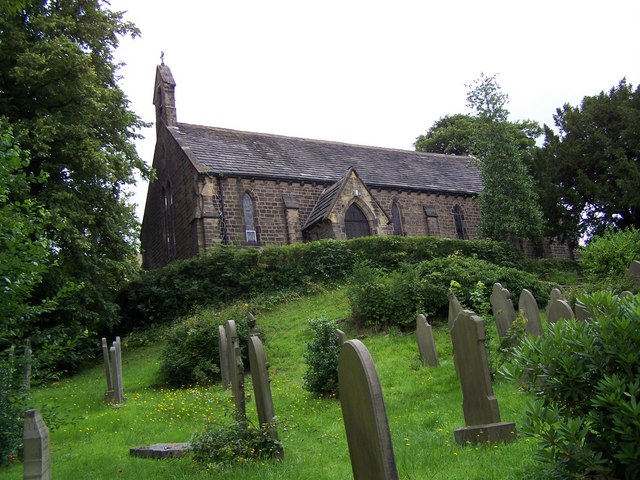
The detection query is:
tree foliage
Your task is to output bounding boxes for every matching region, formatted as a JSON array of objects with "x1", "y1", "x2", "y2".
[
  {"x1": 542, "y1": 79, "x2": 640, "y2": 239},
  {"x1": 0, "y1": 1, "x2": 150, "y2": 375},
  {"x1": 466, "y1": 73, "x2": 545, "y2": 242},
  {"x1": 414, "y1": 113, "x2": 476, "y2": 155}
]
